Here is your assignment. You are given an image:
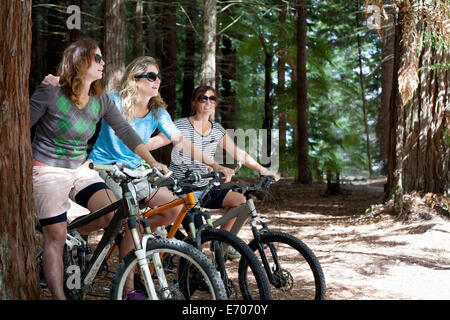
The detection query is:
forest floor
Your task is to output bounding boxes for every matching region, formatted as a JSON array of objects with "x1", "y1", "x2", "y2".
[{"x1": 39, "y1": 176, "x2": 450, "y2": 300}]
